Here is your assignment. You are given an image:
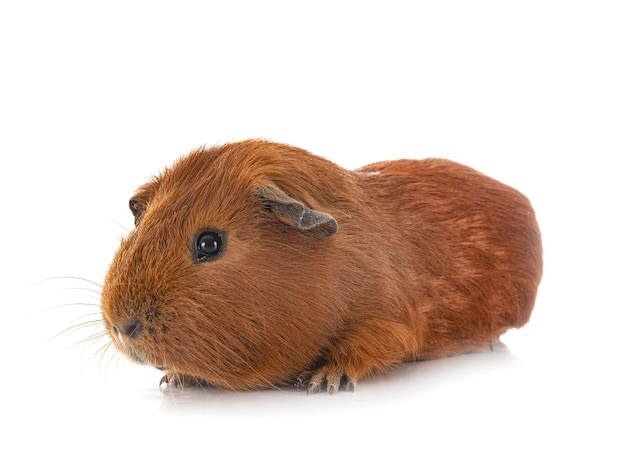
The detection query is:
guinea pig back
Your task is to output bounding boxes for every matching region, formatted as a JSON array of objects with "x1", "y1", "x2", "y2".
[{"x1": 101, "y1": 140, "x2": 542, "y2": 393}]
